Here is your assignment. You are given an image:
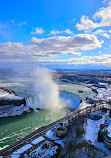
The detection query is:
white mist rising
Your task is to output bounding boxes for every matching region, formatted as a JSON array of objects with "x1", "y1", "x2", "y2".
[{"x1": 27, "y1": 67, "x2": 62, "y2": 110}]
